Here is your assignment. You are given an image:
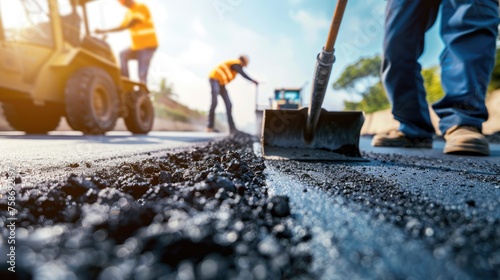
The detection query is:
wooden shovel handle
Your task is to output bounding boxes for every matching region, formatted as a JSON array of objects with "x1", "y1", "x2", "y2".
[{"x1": 325, "y1": 0, "x2": 348, "y2": 52}]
